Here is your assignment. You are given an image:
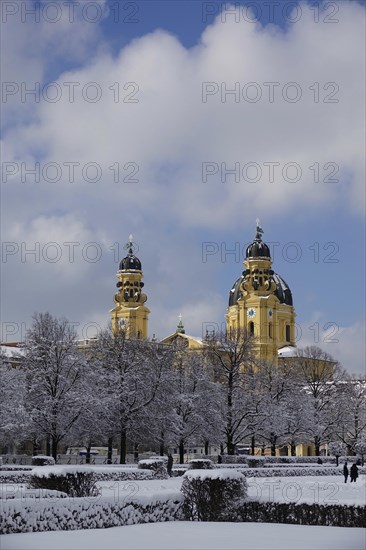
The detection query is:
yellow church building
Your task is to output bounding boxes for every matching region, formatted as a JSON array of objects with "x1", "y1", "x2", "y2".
[{"x1": 111, "y1": 222, "x2": 297, "y2": 367}]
